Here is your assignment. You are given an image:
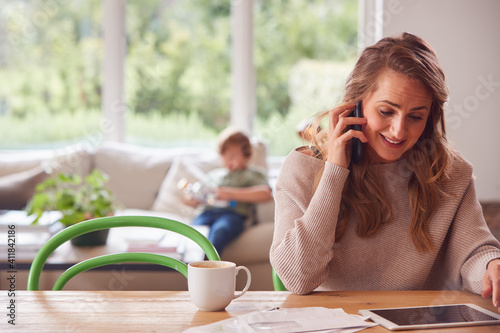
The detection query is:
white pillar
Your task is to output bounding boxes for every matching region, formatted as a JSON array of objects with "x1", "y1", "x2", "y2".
[
  {"x1": 230, "y1": 0, "x2": 255, "y2": 134},
  {"x1": 102, "y1": 0, "x2": 126, "y2": 142},
  {"x1": 358, "y1": 0, "x2": 384, "y2": 52}
]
